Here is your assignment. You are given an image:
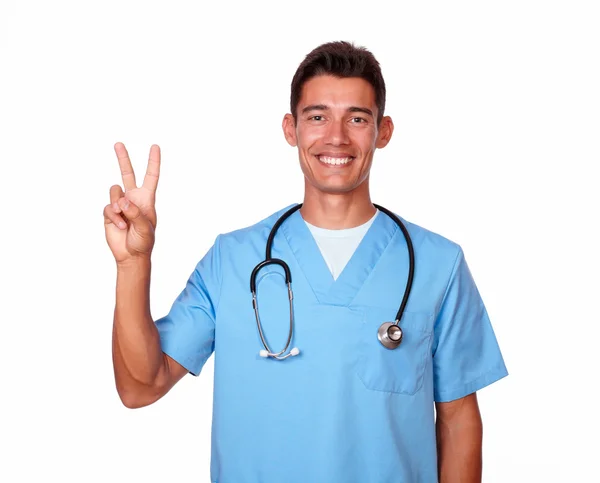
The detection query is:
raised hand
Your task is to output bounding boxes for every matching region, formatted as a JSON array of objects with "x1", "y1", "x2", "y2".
[{"x1": 103, "y1": 142, "x2": 161, "y2": 265}]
